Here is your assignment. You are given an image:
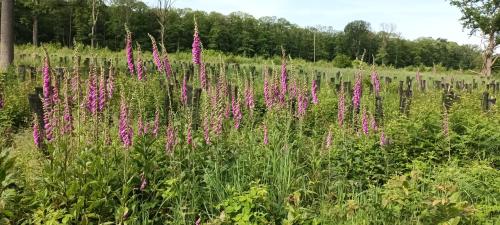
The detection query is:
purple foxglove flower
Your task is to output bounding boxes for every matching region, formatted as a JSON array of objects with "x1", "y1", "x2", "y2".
[
  {"x1": 280, "y1": 54, "x2": 287, "y2": 102},
  {"x1": 42, "y1": 98, "x2": 53, "y2": 141},
  {"x1": 33, "y1": 115, "x2": 42, "y2": 148},
  {"x1": 164, "y1": 55, "x2": 172, "y2": 79},
  {"x1": 370, "y1": 114, "x2": 378, "y2": 132},
  {"x1": 125, "y1": 28, "x2": 135, "y2": 75},
  {"x1": 119, "y1": 94, "x2": 132, "y2": 148},
  {"x1": 297, "y1": 88, "x2": 308, "y2": 118},
  {"x1": 263, "y1": 124, "x2": 269, "y2": 145},
  {"x1": 165, "y1": 123, "x2": 176, "y2": 153},
  {"x1": 263, "y1": 75, "x2": 272, "y2": 109},
  {"x1": 86, "y1": 67, "x2": 98, "y2": 116},
  {"x1": 325, "y1": 129, "x2": 332, "y2": 148},
  {"x1": 136, "y1": 56, "x2": 144, "y2": 81},
  {"x1": 192, "y1": 22, "x2": 202, "y2": 65},
  {"x1": 98, "y1": 69, "x2": 106, "y2": 112},
  {"x1": 71, "y1": 73, "x2": 81, "y2": 104},
  {"x1": 181, "y1": 76, "x2": 188, "y2": 105},
  {"x1": 371, "y1": 71, "x2": 380, "y2": 96},
  {"x1": 148, "y1": 34, "x2": 164, "y2": 72},
  {"x1": 42, "y1": 55, "x2": 52, "y2": 104},
  {"x1": 231, "y1": 95, "x2": 242, "y2": 129},
  {"x1": 200, "y1": 63, "x2": 207, "y2": 90},
  {"x1": 338, "y1": 84, "x2": 345, "y2": 127},
  {"x1": 244, "y1": 82, "x2": 255, "y2": 112},
  {"x1": 311, "y1": 80, "x2": 319, "y2": 105},
  {"x1": 51, "y1": 85, "x2": 60, "y2": 105},
  {"x1": 353, "y1": 74, "x2": 362, "y2": 111},
  {"x1": 362, "y1": 108, "x2": 369, "y2": 135}
]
